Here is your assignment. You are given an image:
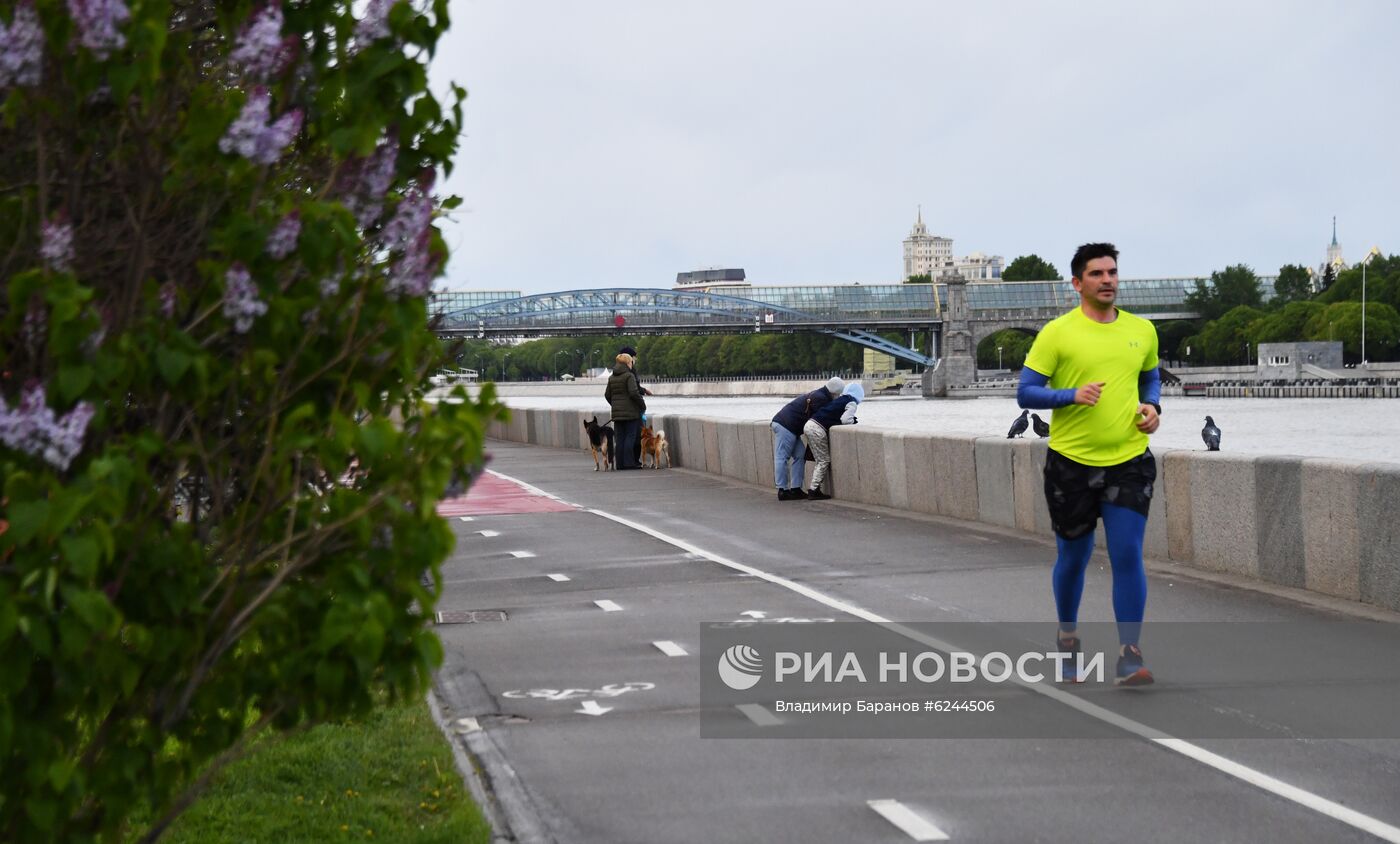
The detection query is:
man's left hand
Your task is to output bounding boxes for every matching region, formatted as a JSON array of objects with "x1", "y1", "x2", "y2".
[
  {"x1": 640, "y1": 387, "x2": 654, "y2": 396},
  {"x1": 1135, "y1": 403, "x2": 1160, "y2": 434}
]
